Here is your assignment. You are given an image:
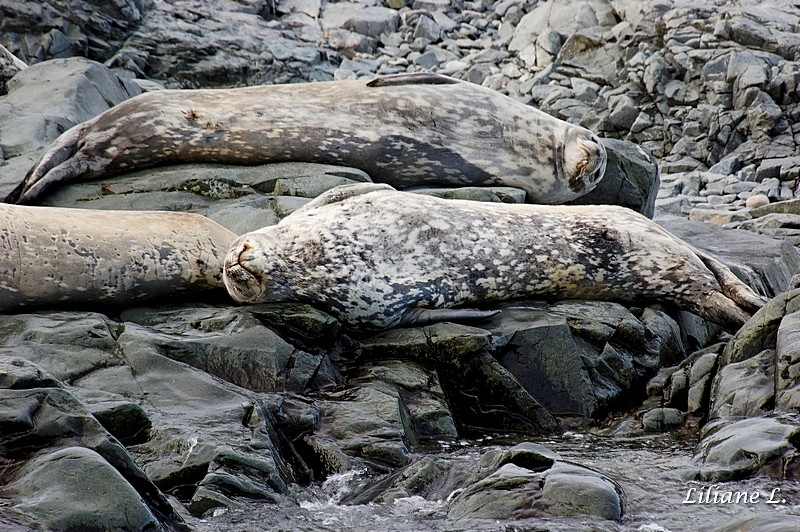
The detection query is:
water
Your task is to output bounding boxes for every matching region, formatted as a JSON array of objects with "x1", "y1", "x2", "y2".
[{"x1": 191, "y1": 433, "x2": 800, "y2": 531}]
